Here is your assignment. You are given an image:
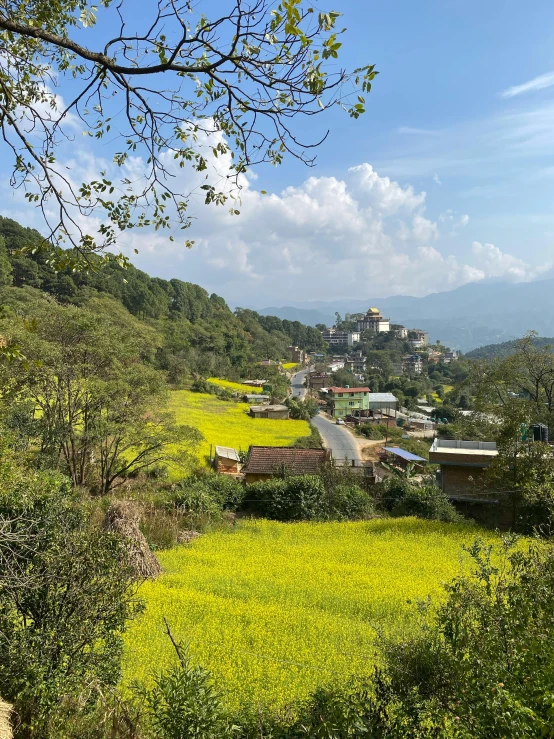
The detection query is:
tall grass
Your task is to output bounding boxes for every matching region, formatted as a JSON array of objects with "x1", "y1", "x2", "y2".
[{"x1": 123, "y1": 518, "x2": 499, "y2": 713}]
